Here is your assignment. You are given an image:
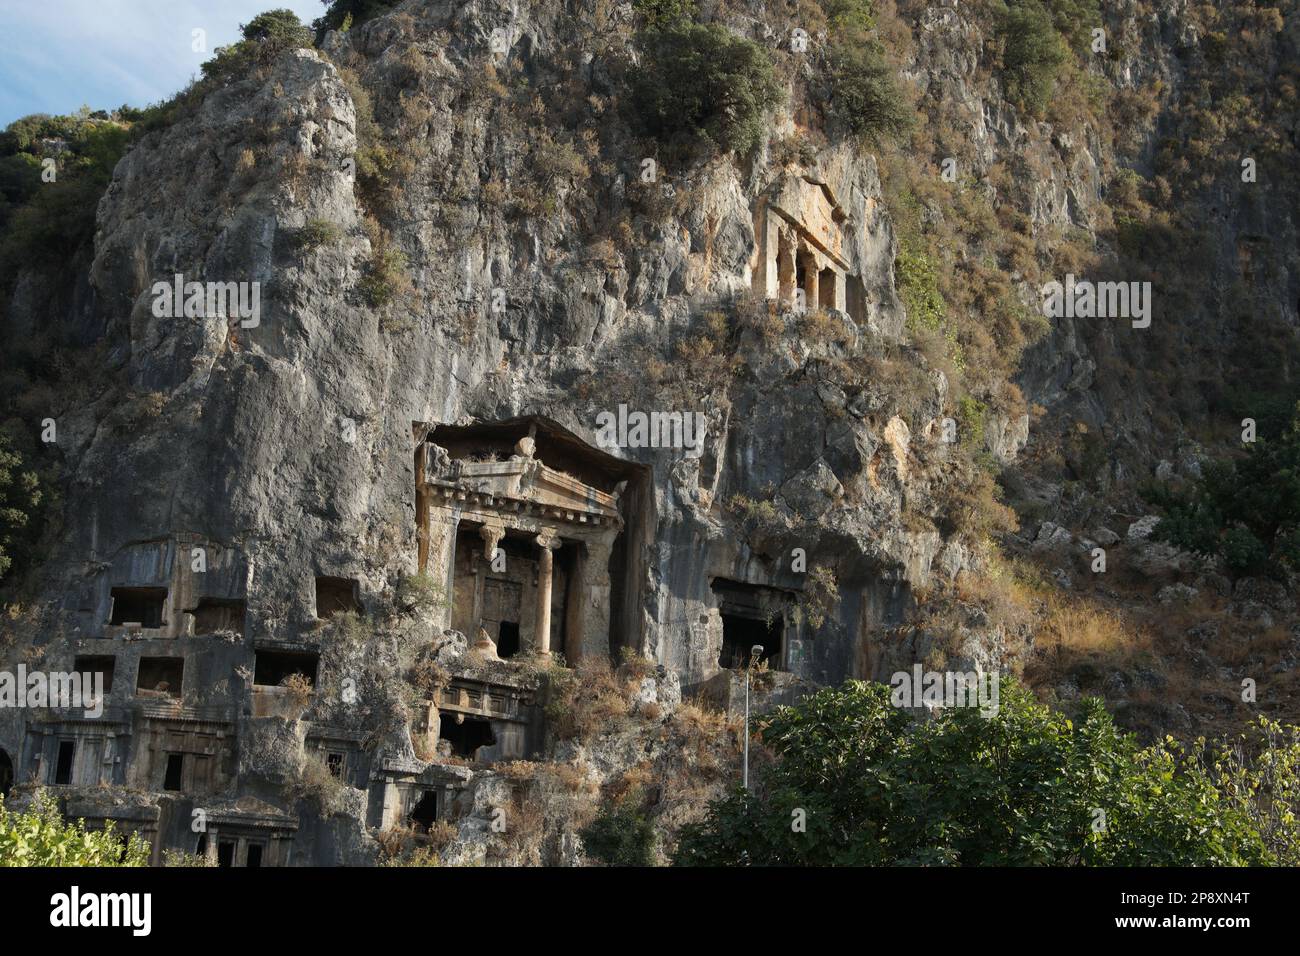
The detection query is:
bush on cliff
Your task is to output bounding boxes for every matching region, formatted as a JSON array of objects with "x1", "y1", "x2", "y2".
[
  {"x1": 995, "y1": 0, "x2": 1068, "y2": 117},
  {"x1": 821, "y1": 0, "x2": 913, "y2": 142},
  {"x1": 0, "y1": 433, "x2": 43, "y2": 582},
  {"x1": 1149, "y1": 405, "x2": 1300, "y2": 579},
  {"x1": 314, "y1": 0, "x2": 401, "y2": 37},
  {"x1": 627, "y1": 22, "x2": 783, "y2": 157}
]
